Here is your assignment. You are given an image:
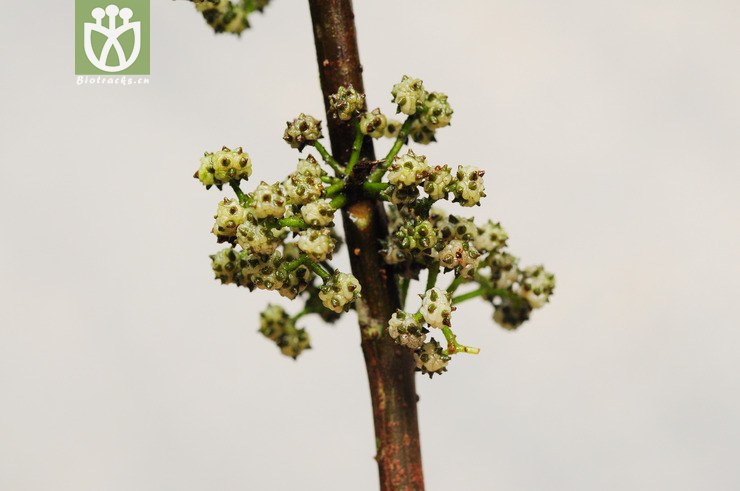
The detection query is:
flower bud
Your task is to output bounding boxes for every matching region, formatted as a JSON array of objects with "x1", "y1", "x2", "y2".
[
  {"x1": 519, "y1": 265, "x2": 556, "y2": 308},
  {"x1": 436, "y1": 239, "x2": 481, "y2": 278},
  {"x1": 493, "y1": 297, "x2": 532, "y2": 330},
  {"x1": 475, "y1": 220, "x2": 508, "y2": 253},
  {"x1": 391, "y1": 75, "x2": 426, "y2": 115},
  {"x1": 300, "y1": 200, "x2": 335, "y2": 227},
  {"x1": 283, "y1": 155, "x2": 325, "y2": 205},
  {"x1": 329, "y1": 85, "x2": 365, "y2": 121},
  {"x1": 283, "y1": 114, "x2": 323, "y2": 150},
  {"x1": 195, "y1": 146, "x2": 252, "y2": 188},
  {"x1": 319, "y1": 272, "x2": 361, "y2": 313},
  {"x1": 252, "y1": 181, "x2": 287, "y2": 219},
  {"x1": 359, "y1": 109, "x2": 387, "y2": 138},
  {"x1": 414, "y1": 339, "x2": 450, "y2": 377},
  {"x1": 452, "y1": 165, "x2": 486, "y2": 207},
  {"x1": 387, "y1": 150, "x2": 429, "y2": 187},
  {"x1": 297, "y1": 228, "x2": 336, "y2": 262},
  {"x1": 236, "y1": 221, "x2": 285, "y2": 255},
  {"x1": 420, "y1": 92, "x2": 453, "y2": 129},
  {"x1": 388, "y1": 311, "x2": 426, "y2": 350},
  {"x1": 423, "y1": 165, "x2": 453, "y2": 200},
  {"x1": 384, "y1": 119, "x2": 404, "y2": 138},
  {"x1": 409, "y1": 120, "x2": 436, "y2": 145},
  {"x1": 210, "y1": 247, "x2": 239, "y2": 285},
  {"x1": 420, "y1": 288, "x2": 454, "y2": 329},
  {"x1": 212, "y1": 198, "x2": 248, "y2": 240}
]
